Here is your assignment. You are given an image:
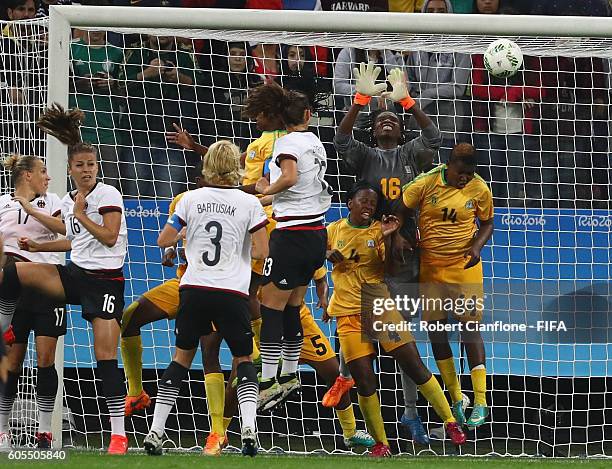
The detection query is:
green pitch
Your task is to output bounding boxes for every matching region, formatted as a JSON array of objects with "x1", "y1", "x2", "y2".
[{"x1": 3, "y1": 452, "x2": 612, "y2": 469}]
